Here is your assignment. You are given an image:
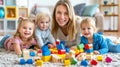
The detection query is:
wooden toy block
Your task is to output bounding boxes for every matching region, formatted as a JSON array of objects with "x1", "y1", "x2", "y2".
[
  {"x1": 57, "y1": 54, "x2": 66, "y2": 60},
  {"x1": 42, "y1": 46, "x2": 50, "y2": 56},
  {"x1": 64, "y1": 59, "x2": 71, "y2": 66},
  {"x1": 56, "y1": 39, "x2": 60, "y2": 45},
  {"x1": 42, "y1": 50, "x2": 51, "y2": 56},
  {"x1": 105, "y1": 56, "x2": 112, "y2": 63},
  {"x1": 79, "y1": 49, "x2": 84, "y2": 53},
  {"x1": 77, "y1": 43, "x2": 84, "y2": 49},
  {"x1": 90, "y1": 59, "x2": 98, "y2": 66},
  {"x1": 19, "y1": 58, "x2": 26, "y2": 65},
  {"x1": 42, "y1": 56, "x2": 51, "y2": 62},
  {"x1": 69, "y1": 50, "x2": 75, "y2": 55},
  {"x1": 36, "y1": 60, "x2": 43, "y2": 66},
  {"x1": 66, "y1": 53, "x2": 72, "y2": 59},
  {"x1": 22, "y1": 49, "x2": 30, "y2": 60},
  {"x1": 38, "y1": 49, "x2": 42, "y2": 53},
  {"x1": 86, "y1": 54, "x2": 92, "y2": 60},
  {"x1": 58, "y1": 49, "x2": 66, "y2": 54},
  {"x1": 80, "y1": 59, "x2": 88, "y2": 66},
  {"x1": 65, "y1": 47, "x2": 70, "y2": 53},
  {"x1": 75, "y1": 49, "x2": 80, "y2": 55},
  {"x1": 57, "y1": 43, "x2": 65, "y2": 50},
  {"x1": 86, "y1": 48, "x2": 93, "y2": 53},
  {"x1": 27, "y1": 59, "x2": 33, "y2": 64},
  {"x1": 71, "y1": 57, "x2": 77, "y2": 65},
  {"x1": 97, "y1": 55, "x2": 103, "y2": 61},
  {"x1": 76, "y1": 53, "x2": 86, "y2": 61},
  {"x1": 30, "y1": 51, "x2": 36, "y2": 57},
  {"x1": 85, "y1": 44, "x2": 93, "y2": 49},
  {"x1": 51, "y1": 54, "x2": 62, "y2": 63}
]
